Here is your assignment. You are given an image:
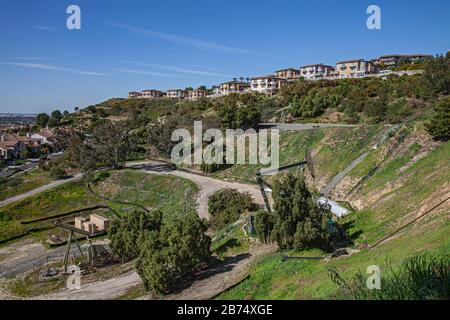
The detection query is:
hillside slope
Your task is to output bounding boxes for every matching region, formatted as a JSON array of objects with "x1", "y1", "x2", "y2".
[{"x1": 217, "y1": 122, "x2": 449, "y2": 299}]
